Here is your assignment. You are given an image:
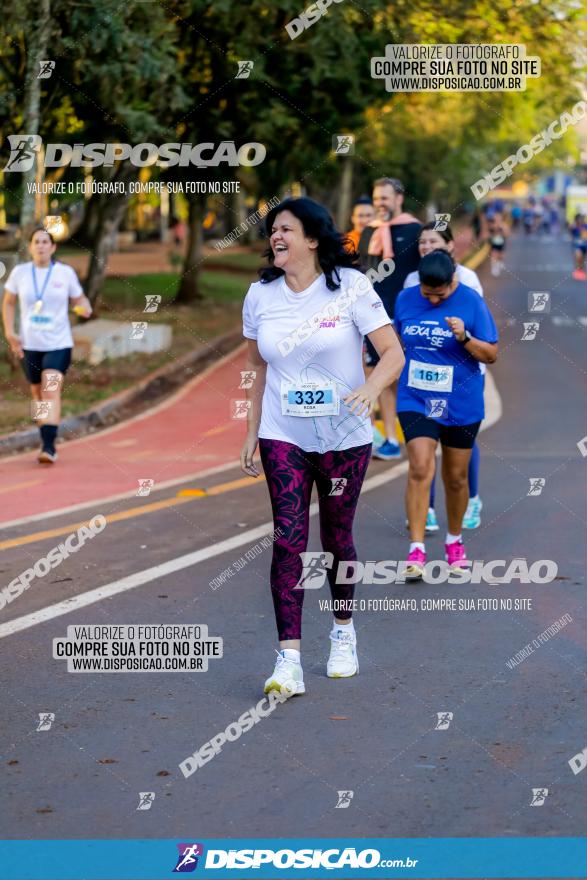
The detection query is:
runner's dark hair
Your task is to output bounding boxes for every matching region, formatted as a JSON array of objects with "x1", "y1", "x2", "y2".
[
  {"x1": 259, "y1": 197, "x2": 359, "y2": 291},
  {"x1": 29, "y1": 227, "x2": 56, "y2": 244},
  {"x1": 419, "y1": 249, "x2": 455, "y2": 288},
  {"x1": 419, "y1": 221, "x2": 454, "y2": 244},
  {"x1": 352, "y1": 196, "x2": 373, "y2": 208}
]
